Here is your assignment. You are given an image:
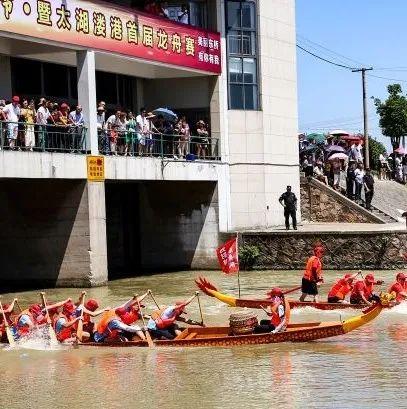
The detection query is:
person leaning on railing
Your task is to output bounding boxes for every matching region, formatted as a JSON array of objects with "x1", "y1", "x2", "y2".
[
  {"x1": 36, "y1": 98, "x2": 55, "y2": 151},
  {"x1": 68, "y1": 105, "x2": 85, "y2": 153},
  {"x1": 125, "y1": 112, "x2": 137, "y2": 156},
  {"x1": 196, "y1": 119, "x2": 210, "y2": 159},
  {"x1": 20, "y1": 99, "x2": 36, "y2": 151}
]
